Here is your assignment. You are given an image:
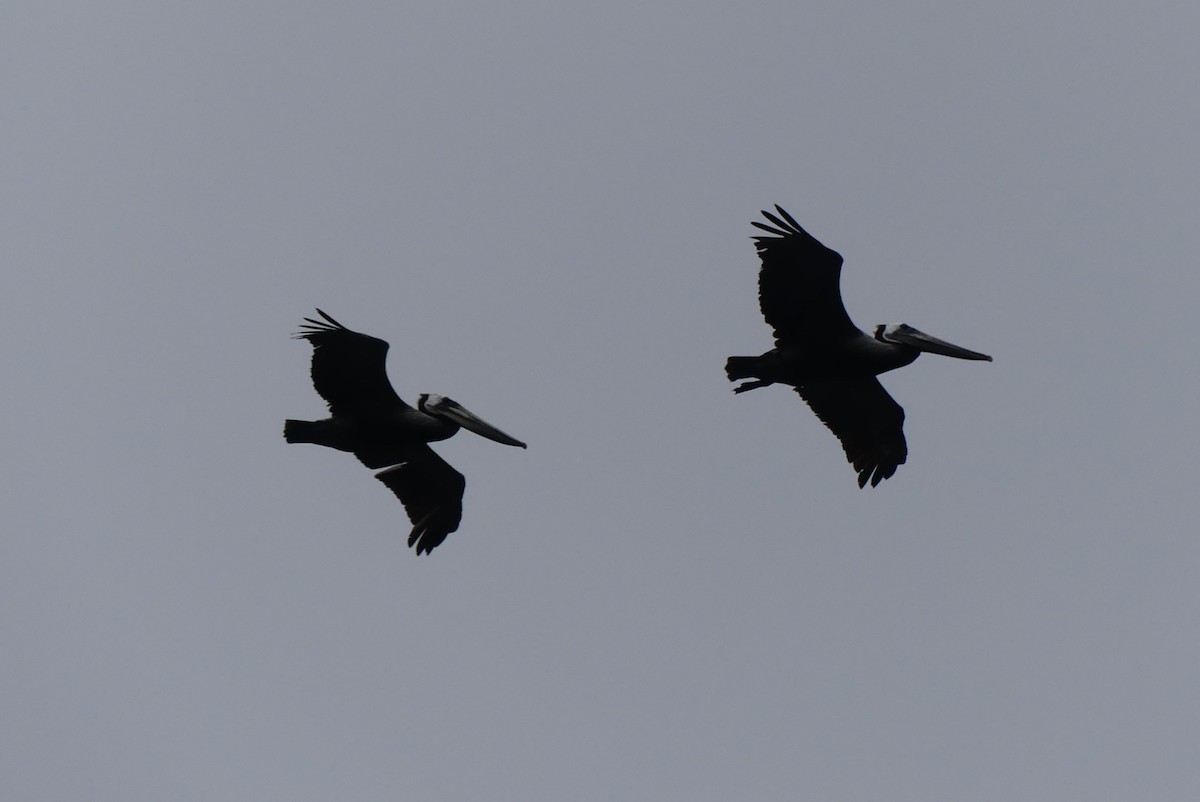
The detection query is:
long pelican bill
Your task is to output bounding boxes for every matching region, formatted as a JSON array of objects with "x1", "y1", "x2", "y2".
[
  {"x1": 425, "y1": 396, "x2": 528, "y2": 448},
  {"x1": 886, "y1": 324, "x2": 993, "y2": 361}
]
